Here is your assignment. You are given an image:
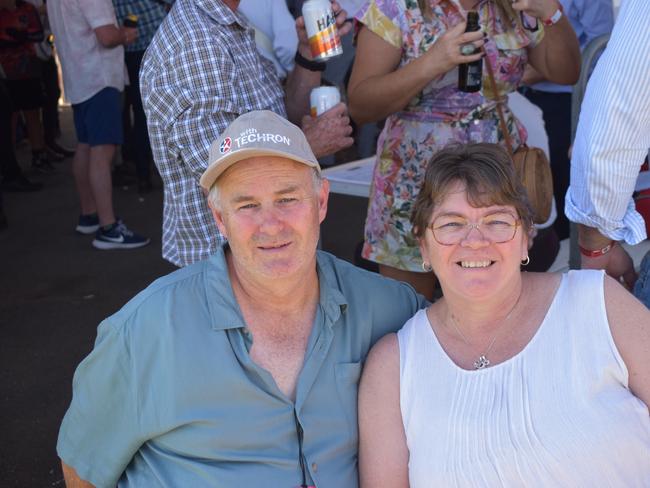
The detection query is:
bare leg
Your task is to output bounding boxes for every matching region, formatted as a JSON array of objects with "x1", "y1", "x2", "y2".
[
  {"x1": 88, "y1": 144, "x2": 117, "y2": 226},
  {"x1": 72, "y1": 143, "x2": 96, "y2": 216},
  {"x1": 379, "y1": 264, "x2": 437, "y2": 302}
]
